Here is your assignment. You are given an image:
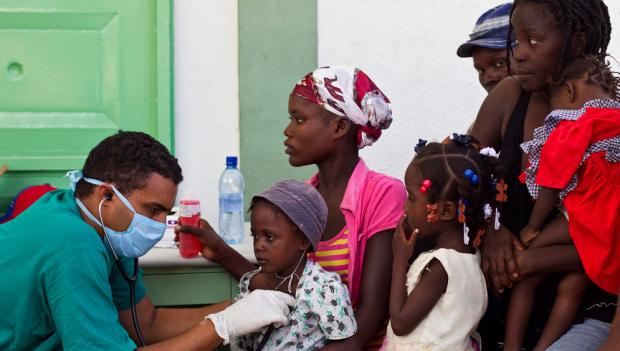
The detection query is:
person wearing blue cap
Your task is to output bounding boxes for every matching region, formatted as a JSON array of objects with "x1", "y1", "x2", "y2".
[{"x1": 457, "y1": 3, "x2": 513, "y2": 93}]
